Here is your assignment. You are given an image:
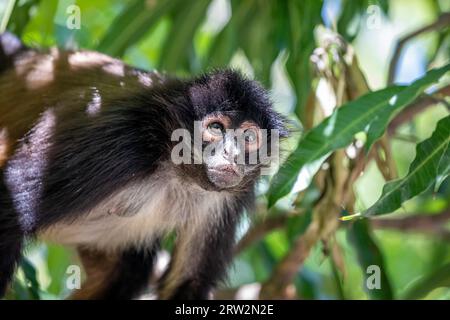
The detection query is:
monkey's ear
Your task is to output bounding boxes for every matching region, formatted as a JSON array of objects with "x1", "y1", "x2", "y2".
[{"x1": 0, "y1": 32, "x2": 25, "y2": 72}]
